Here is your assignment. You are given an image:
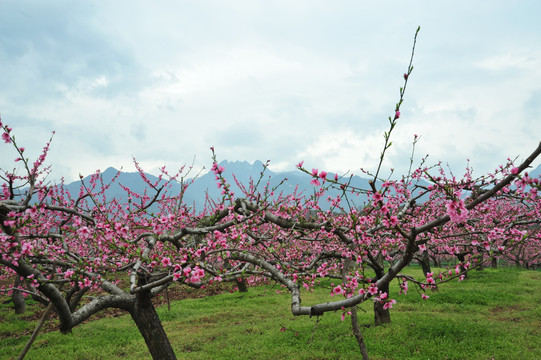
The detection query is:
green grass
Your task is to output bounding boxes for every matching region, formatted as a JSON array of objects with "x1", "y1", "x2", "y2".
[{"x1": 1, "y1": 267, "x2": 539, "y2": 359}]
